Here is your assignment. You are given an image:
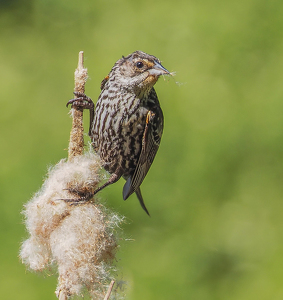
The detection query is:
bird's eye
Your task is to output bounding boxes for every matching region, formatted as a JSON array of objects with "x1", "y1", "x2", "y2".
[{"x1": 136, "y1": 61, "x2": 144, "y2": 68}]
